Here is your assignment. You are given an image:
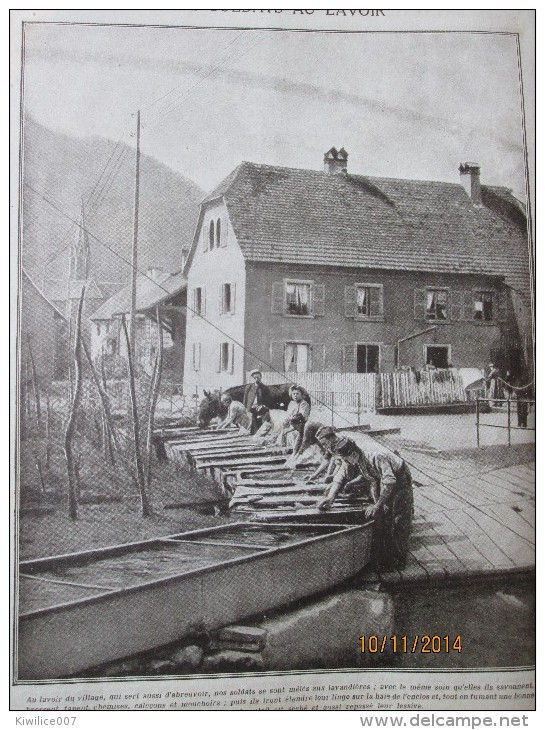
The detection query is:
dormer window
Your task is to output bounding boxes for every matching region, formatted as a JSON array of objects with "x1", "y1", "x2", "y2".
[
  {"x1": 216, "y1": 218, "x2": 221, "y2": 247},
  {"x1": 209, "y1": 220, "x2": 214, "y2": 249}
]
